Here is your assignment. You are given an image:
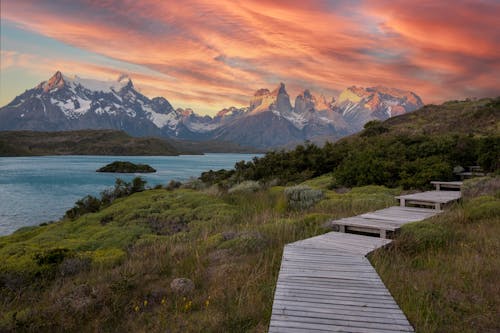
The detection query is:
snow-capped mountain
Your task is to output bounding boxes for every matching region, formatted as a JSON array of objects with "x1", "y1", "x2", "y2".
[
  {"x1": 337, "y1": 86, "x2": 424, "y2": 130},
  {"x1": 0, "y1": 71, "x2": 424, "y2": 149}
]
